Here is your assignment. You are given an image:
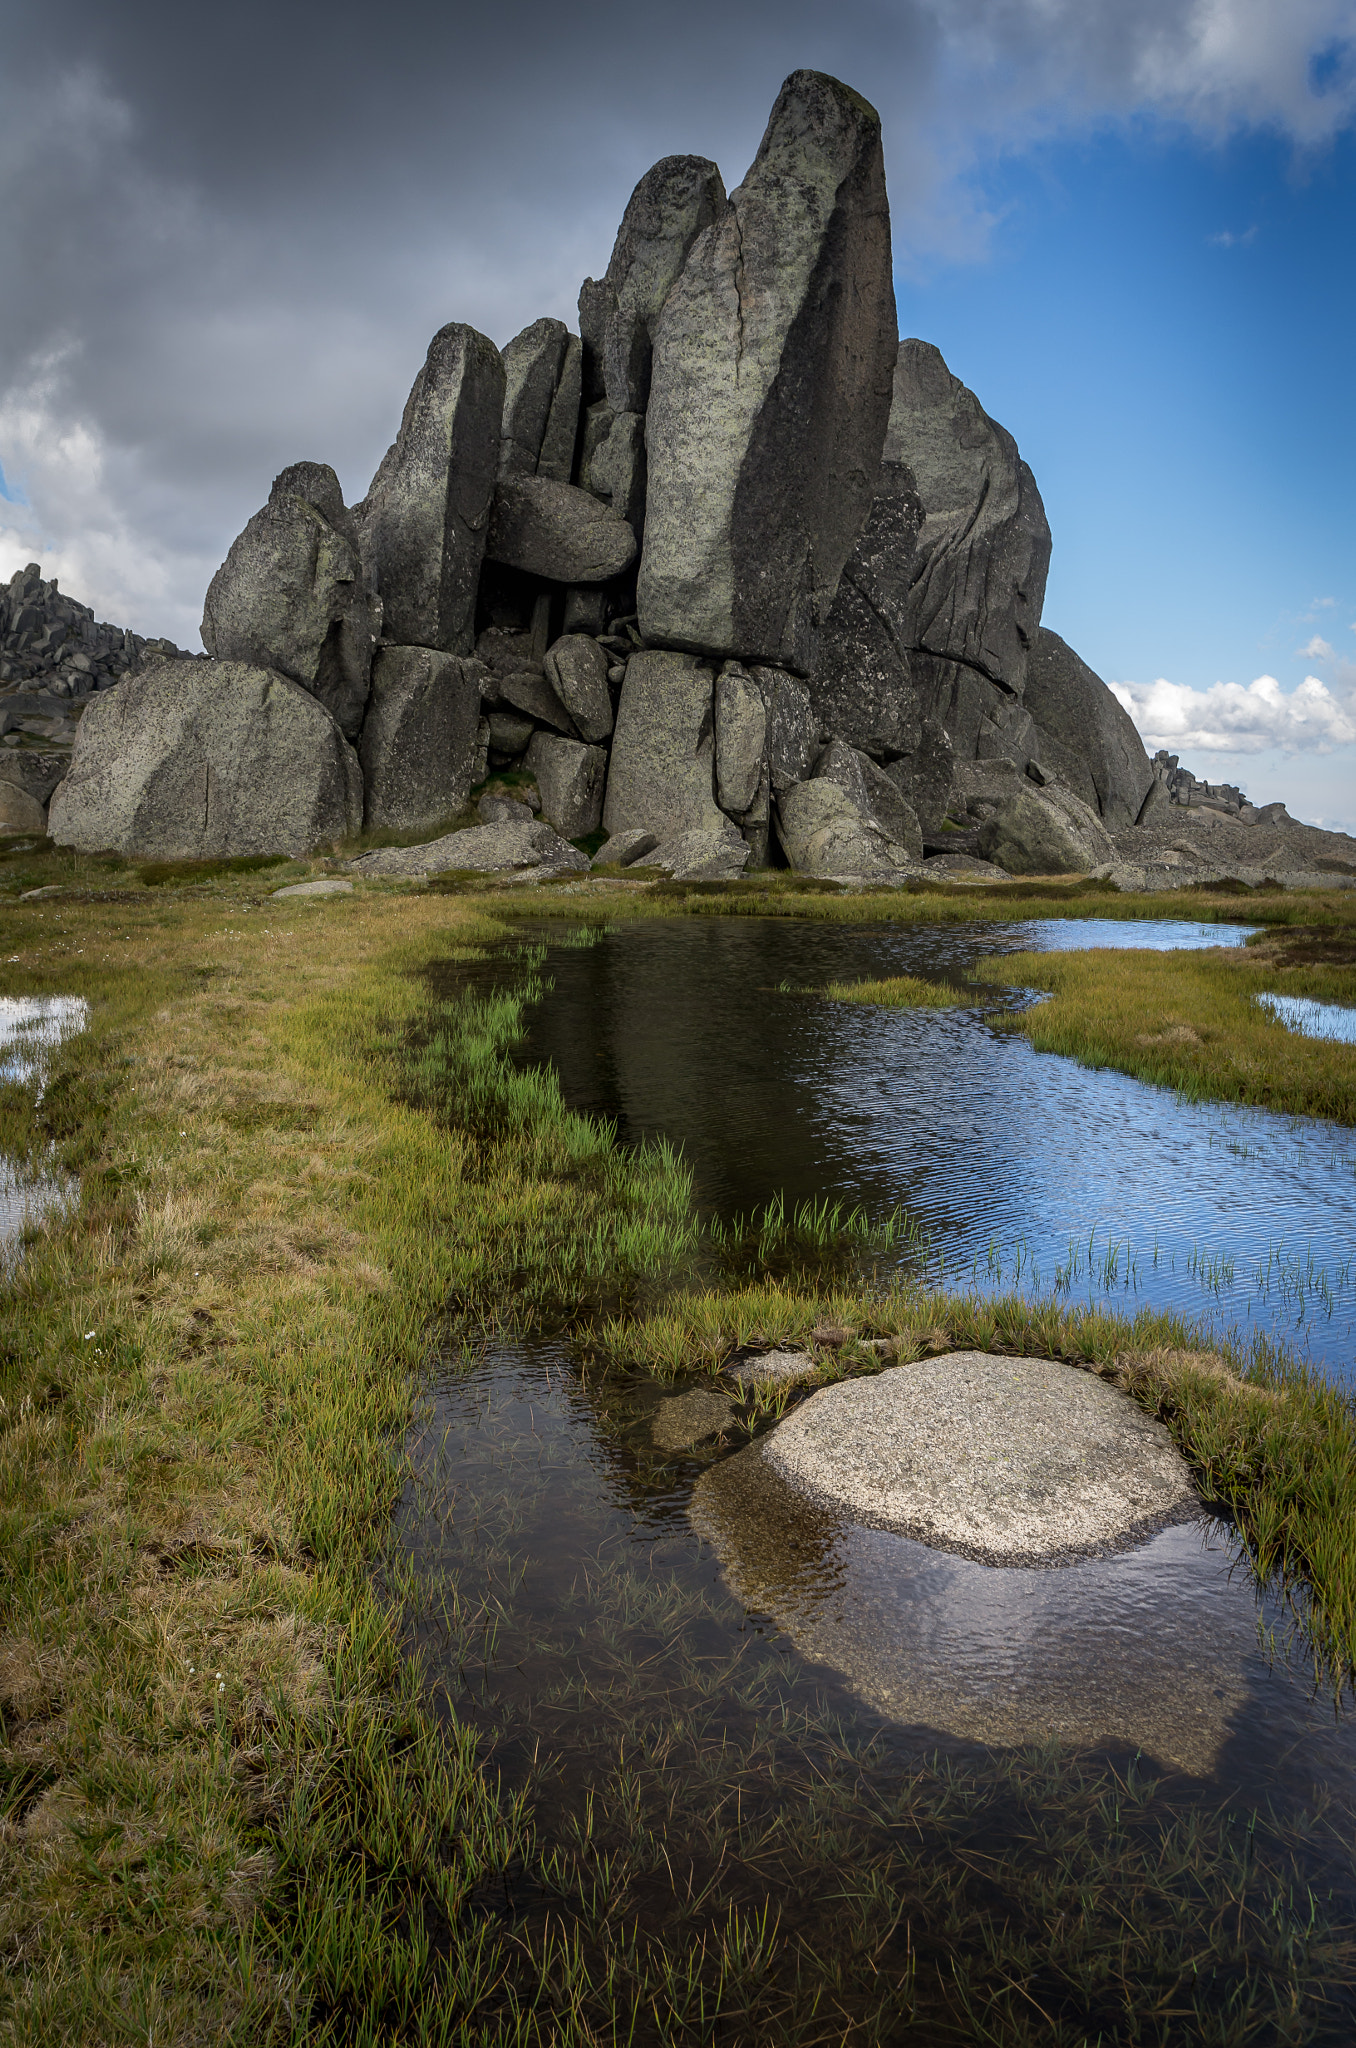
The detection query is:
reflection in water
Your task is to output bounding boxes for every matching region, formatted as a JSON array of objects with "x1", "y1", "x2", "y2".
[
  {"x1": 399, "y1": 1340, "x2": 1356, "y2": 2031},
  {"x1": 0, "y1": 995, "x2": 86, "y2": 1259},
  {"x1": 692, "y1": 1440, "x2": 1334, "y2": 1779},
  {"x1": 1258, "y1": 991, "x2": 1356, "y2": 1044},
  {"x1": 502, "y1": 918, "x2": 1356, "y2": 1379}
]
